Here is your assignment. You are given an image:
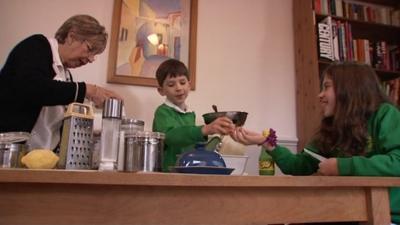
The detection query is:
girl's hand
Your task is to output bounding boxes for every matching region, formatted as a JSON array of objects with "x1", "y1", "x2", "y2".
[
  {"x1": 317, "y1": 158, "x2": 339, "y2": 176},
  {"x1": 230, "y1": 127, "x2": 264, "y2": 145},
  {"x1": 202, "y1": 117, "x2": 234, "y2": 136}
]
